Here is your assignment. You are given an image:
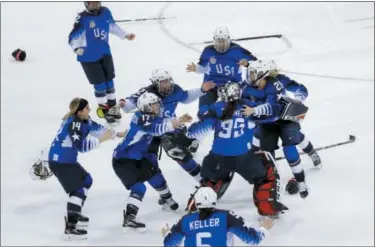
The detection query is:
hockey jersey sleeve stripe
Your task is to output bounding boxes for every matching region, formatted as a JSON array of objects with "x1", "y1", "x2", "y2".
[
  {"x1": 181, "y1": 88, "x2": 205, "y2": 104},
  {"x1": 228, "y1": 226, "x2": 266, "y2": 245},
  {"x1": 147, "y1": 121, "x2": 174, "y2": 136},
  {"x1": 253, "y1": 102, "x2": 273, "y2": 116},
  {"x1": 109, "y1": 23, "x2": 128, "y2": 39},
  {"x1": 186, "y1": 119, "x2": 214, "y2": 140},
  {"x1": 78, "y1": 137, "x2": 100, "y2": 153},
  {"x1": 69, "y1": 30, "x2": 87, "y2": 51}
]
